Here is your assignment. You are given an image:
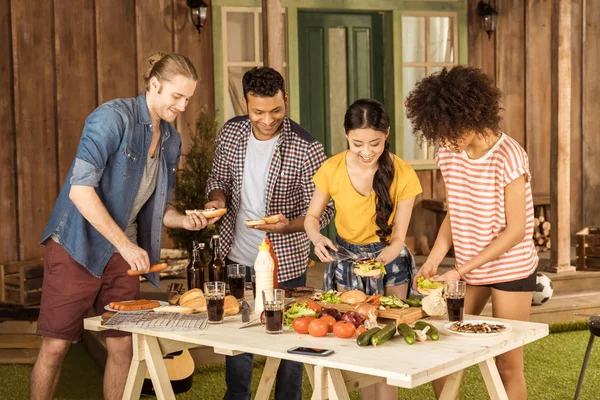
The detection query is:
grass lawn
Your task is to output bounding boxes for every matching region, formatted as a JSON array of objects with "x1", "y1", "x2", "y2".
[{"x1": 1, "y1": 324, "x2": 598, "y2": 399}]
